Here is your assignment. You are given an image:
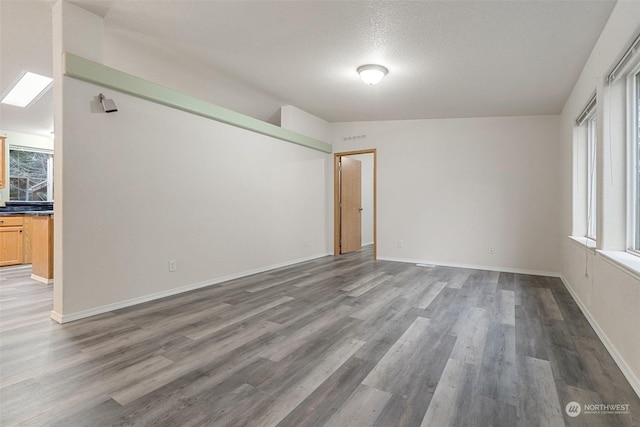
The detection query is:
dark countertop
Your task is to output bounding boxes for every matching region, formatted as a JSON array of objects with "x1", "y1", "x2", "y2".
[
  {"x1": 0, "y1": 211, "x2": 53, "y2": 216},
  {"x1": 0, "y1": 201, "x2": 54, "y2": 216}
]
